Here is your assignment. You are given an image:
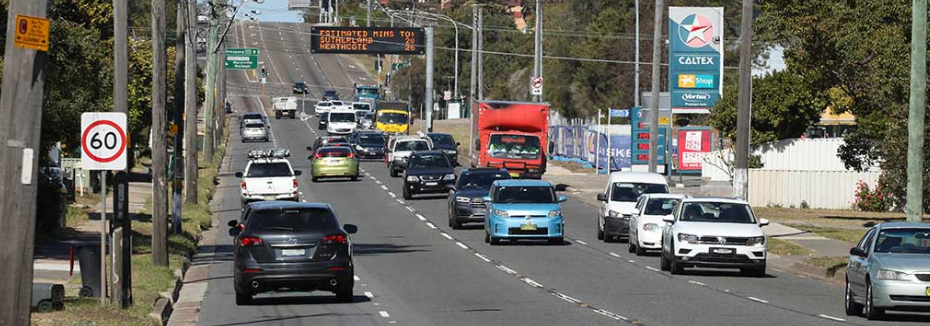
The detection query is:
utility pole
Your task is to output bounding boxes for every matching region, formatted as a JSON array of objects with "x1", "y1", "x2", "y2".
[
  {"x1": 203, "y1": 0, "x2": 221, "y2": 164},
  {"x1": 477, "y1": 7, "x2": 483, "y2": 100},
  {"x1": 0, "y1": 0, "x2": 50, "y2": 323},
  {"x1": 425, "y1": 27, "x2": 434, "y2": 132},
  {"x1": 647, "y1": 0, "x2": 663, "y2": 173},
  {"x1": 184, "y1": 0, "x2": 199, "y2": 204},
  {"x1": 151, "y1": 0, "x2": 169, "y2": 267},
  {"x1": 171, "y1": 0, "x2": 187, "y2": 234},
  {"x1": 533, "y1": 0, "x2": 542, "y2": 102},
  {"x1": 469, "y1": 4, "x2": 478, "y2": 162},
  {"x1": 113, "y1": 0, "x2": 130, "y2": 307},
  {"x1": 634, "y1": 0, "x2": 640, "y2": 108},
  {"x1": 734, "y1": 0, "x2": 753, "y2": 199},
  {"x1": 367, "y1": 0, "x2": 371, "y2": 27},
  {"x1": 217, "y1": 40, "x2": 227, "y2": 144},
  {"x1": 907, "y1": 0, "x2": 927, "y2": 222}
]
